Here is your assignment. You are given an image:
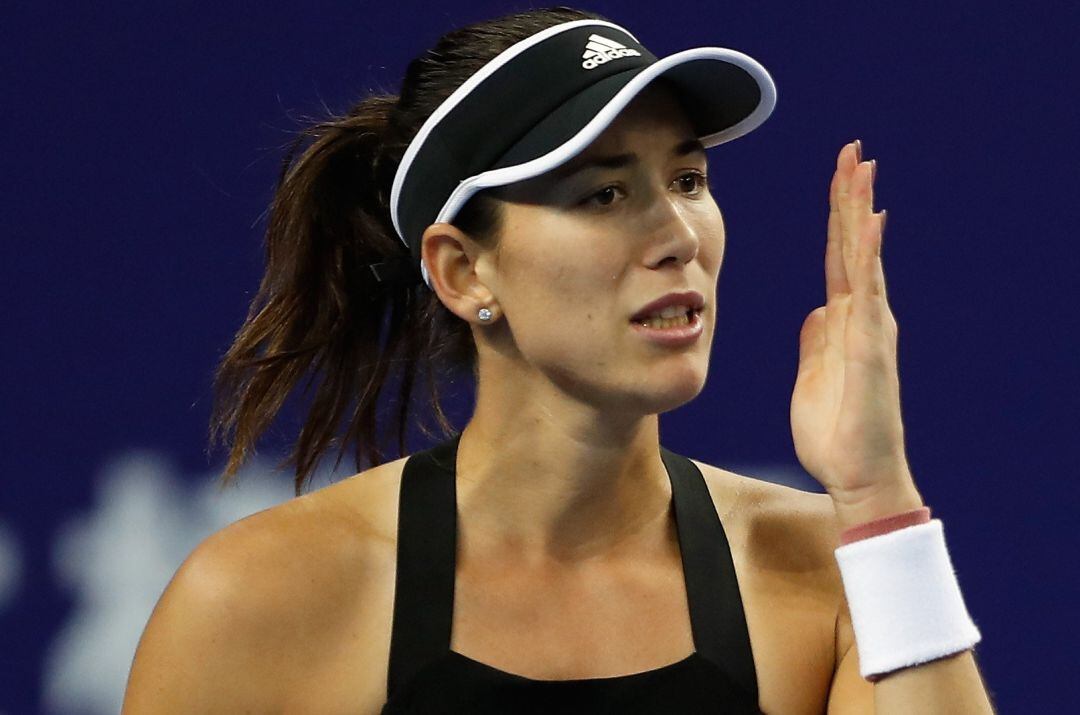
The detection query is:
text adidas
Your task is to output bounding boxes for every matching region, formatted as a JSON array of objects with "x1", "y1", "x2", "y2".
[{"x1": 581, "y1": 34, "x2": 641, "y2": 70}]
